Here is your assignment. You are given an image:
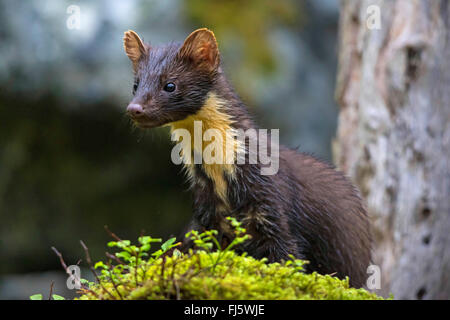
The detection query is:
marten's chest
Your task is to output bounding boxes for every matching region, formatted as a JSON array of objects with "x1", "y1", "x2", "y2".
[{"x1": 169, "y1": 92, "x2": 242, "y2": 206}]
